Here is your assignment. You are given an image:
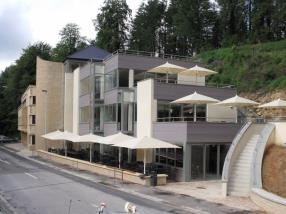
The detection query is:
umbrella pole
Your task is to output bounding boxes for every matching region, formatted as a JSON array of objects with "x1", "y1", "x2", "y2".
[
  {"x1": 64, "y1": 140, "x2": 67, "y2": 157},
  {"x1": 166, "y1": 72, "x2": 169, "y2": 83},
  {"x1": 89, "y1": 143, "x2": 92, "y2": 163},
  {"x1": 143, "y1": 149, "x2": 146, "y2": 175},
  {"x1": 119, "y1": 148, "x2": 121, "y2": 169},
  {"x1": 194, "y1": 105, "x2": 197, "y2": 122}
]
